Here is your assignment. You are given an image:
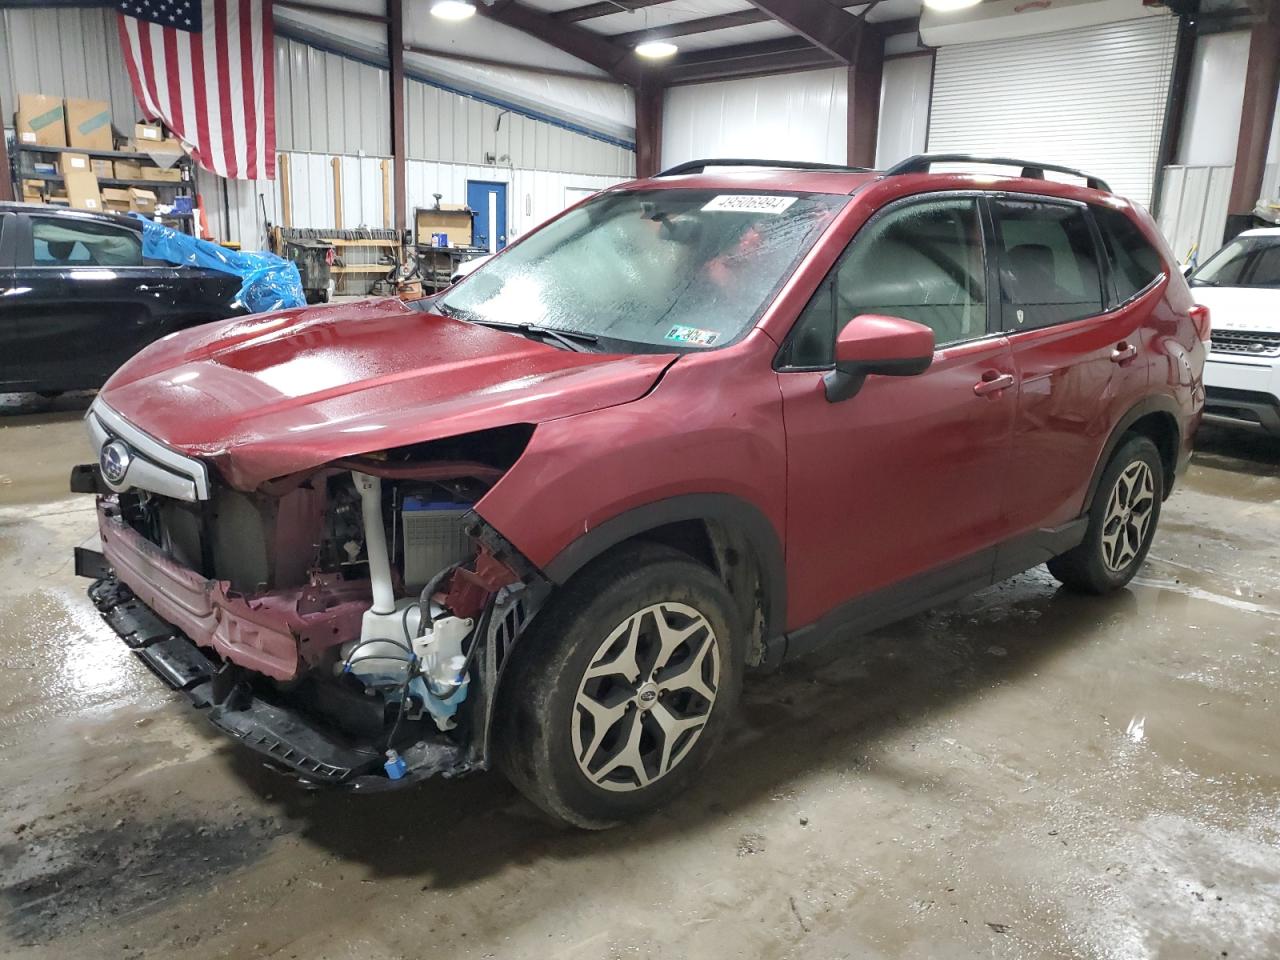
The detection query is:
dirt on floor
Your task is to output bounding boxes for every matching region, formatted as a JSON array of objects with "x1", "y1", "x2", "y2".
[{"x1": 0, "y1": 391, "x2": 1277, "y2": 960}]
